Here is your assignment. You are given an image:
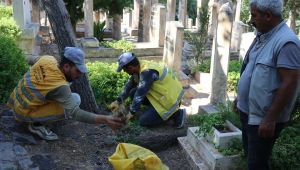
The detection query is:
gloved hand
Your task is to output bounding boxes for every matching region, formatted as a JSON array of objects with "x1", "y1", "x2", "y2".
[{"x1": 110, "y1": 100, "x2": 119, "y2": 112}]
